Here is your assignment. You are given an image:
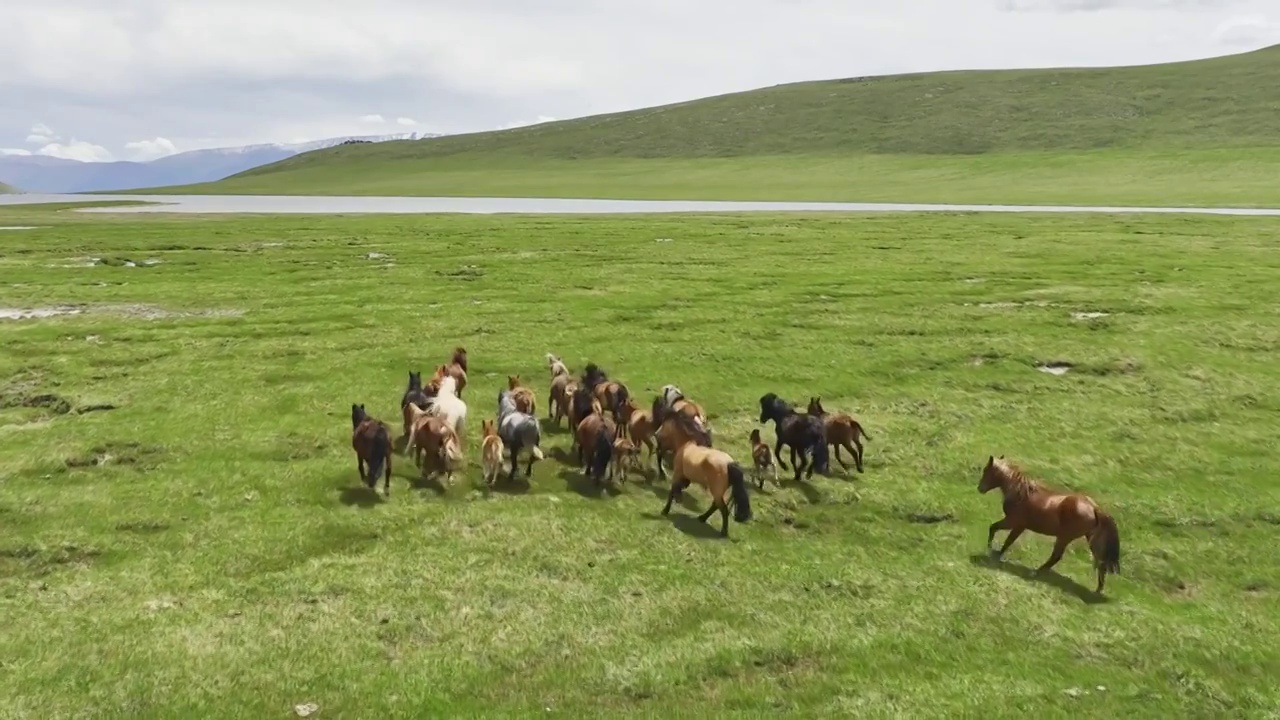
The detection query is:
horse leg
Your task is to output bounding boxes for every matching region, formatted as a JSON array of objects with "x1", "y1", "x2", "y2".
[
  {"x1": 854, "y1": 440, "x2": 865, "y2": 473},
  {"x1": 834, "y1": 443, "x2": 852, "y2": 471},
  {"x1": 774, "y1": 438, "x2": 789, "y2": 470},
  {"x1": 1034, "y1": 537, "x2": 1071, "y2": 576},
  {"x1": 507, "y1": 446, "x2": 519, "y2": 484},
  {"x1": 801, "y1": 448, "x2": 815, "y2": 479},
  {"x1": 662, "y1": 477, "x2": 689, "y2": 515},
  {"x1": 994, "y1": 527, "x2": 1025, "y2": 560},
  {"x1": 718, "y1": 496, "x2": 730, "y2": 537},
  {"x1": 384, "y1": 455, "x2": 392, "y2": 496},
  {"x1": 987, "y1": 517, "x2": 1011, "y2": 551}
]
